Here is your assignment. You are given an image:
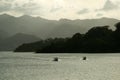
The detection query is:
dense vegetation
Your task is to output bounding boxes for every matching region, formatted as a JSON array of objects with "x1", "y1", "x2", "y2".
[{"x1": 14, "y1": 22, "x2": 120, "y2": 53}]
